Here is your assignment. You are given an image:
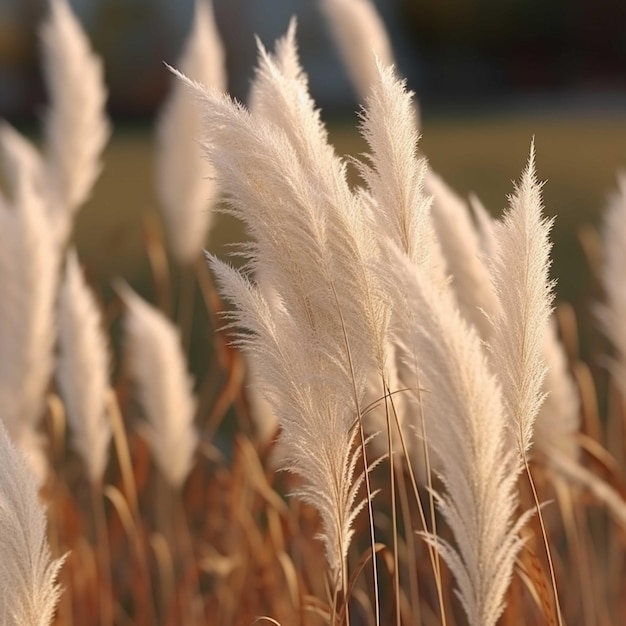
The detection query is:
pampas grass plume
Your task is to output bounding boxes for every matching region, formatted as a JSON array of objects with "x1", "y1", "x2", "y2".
[
  {"x1": 426, "y1": 170, "x2": 501, "y2": 340},
  {"x1": 156, "y1": 0, "x2": 226, "y2": 263},
  {"x1": 487, "y1": 146, "x2": 555, "y2": 462},
  {"x1": 387, "y1": 245, "x2": 525, "y2": 626},
  {"x1": 40, "y1": 0, "x2": 110, "y2": 240},
  {"x1": 598, "y1": 174, "x2": 626, "y2": 397},
  {"x1": 320, "y1": 0, "x2": 396, "y2": 103},
  {"x1": 0, "y1": 124, "x2": 58, "y2": 469},
  {"x1": 0, "y1": 420, "x2": 66, "y2": 626},
  {"x1": 118, "y1": 283, "x2": 198, "y2": 489},
  {"x1": 57, "y1": 251, "x2": 111, "y2": 484}
]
